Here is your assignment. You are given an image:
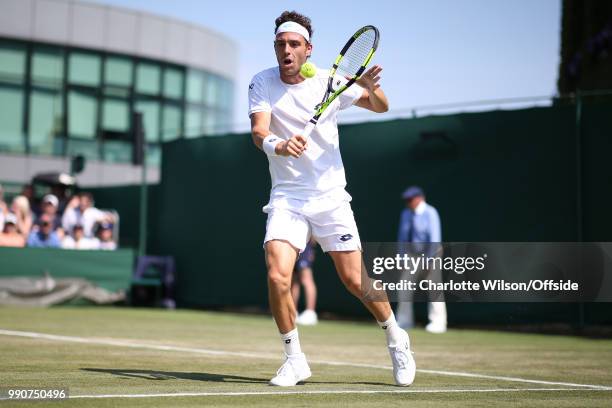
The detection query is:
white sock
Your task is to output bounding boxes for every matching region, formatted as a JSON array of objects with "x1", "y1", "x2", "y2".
[
  {"x1": 378, "y1": 311, "x2": 407, "y2": 348},
  {"x1": 280, "y1": 328, "x2": 302, "y2": 356}
]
